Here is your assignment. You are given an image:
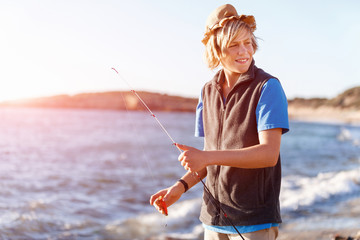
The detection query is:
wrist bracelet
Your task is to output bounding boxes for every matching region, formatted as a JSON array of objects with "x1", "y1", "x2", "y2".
[{"x1": 178, "y1": 179, "x2": 189, "y2": 193}]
